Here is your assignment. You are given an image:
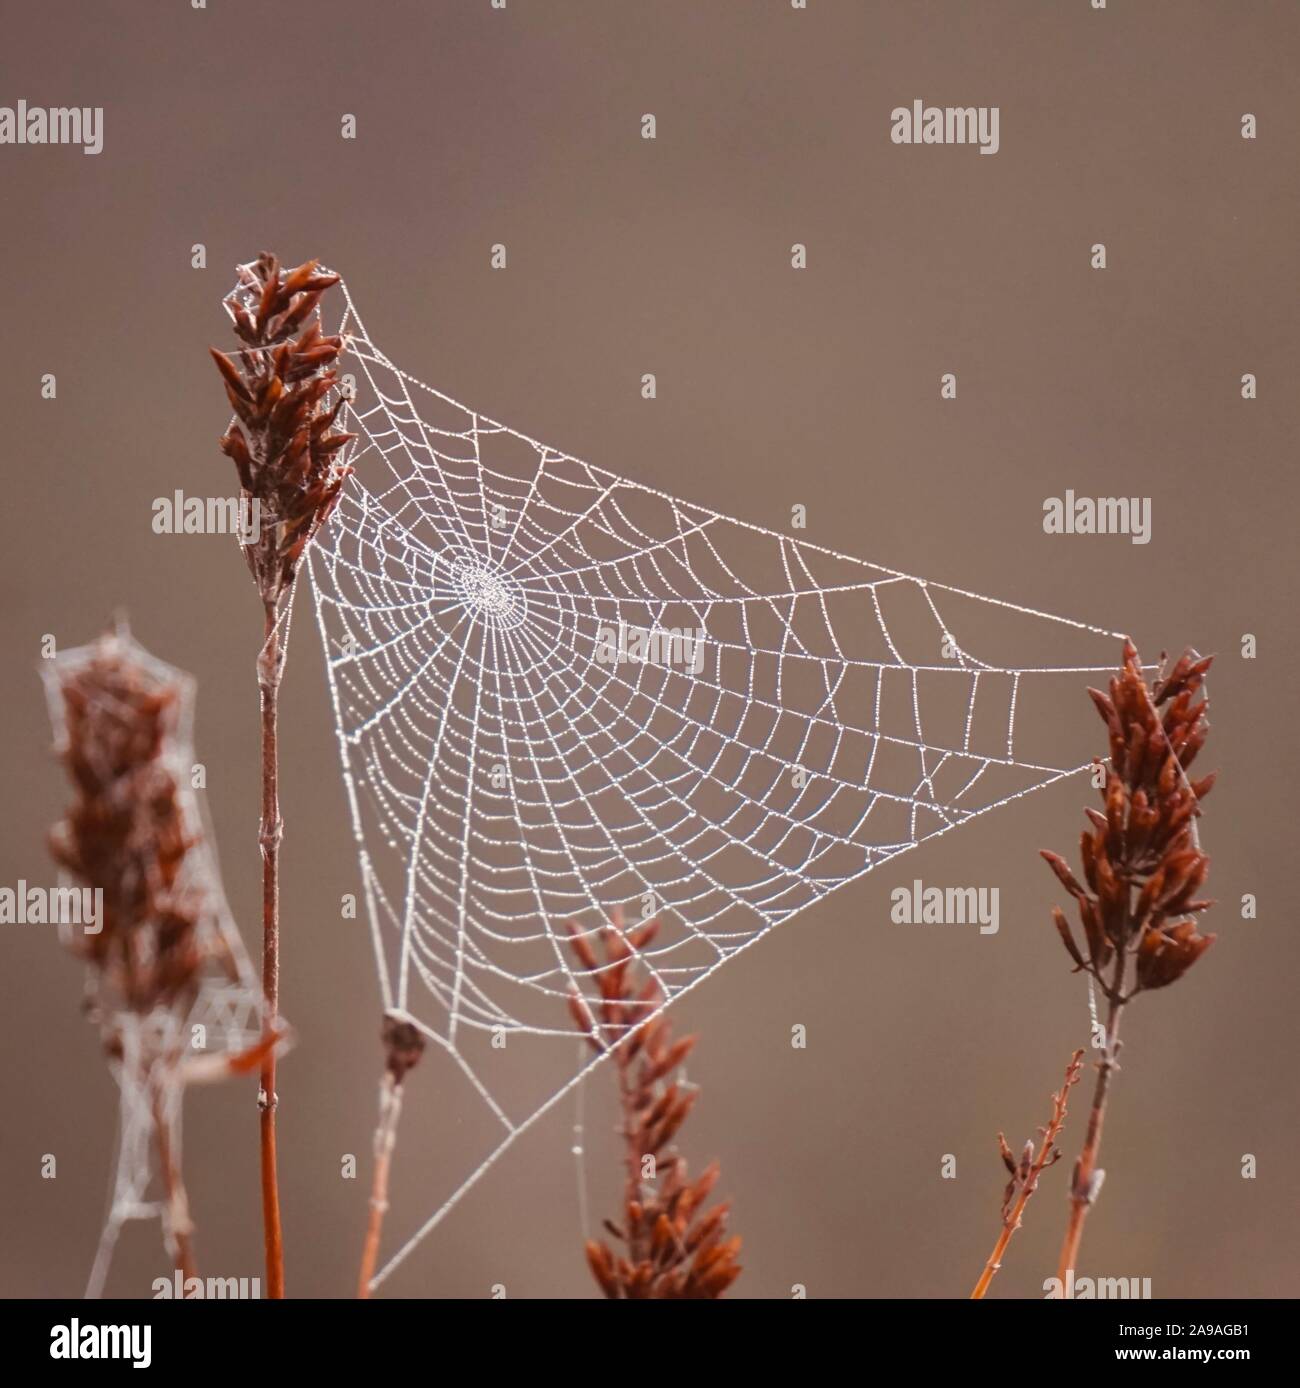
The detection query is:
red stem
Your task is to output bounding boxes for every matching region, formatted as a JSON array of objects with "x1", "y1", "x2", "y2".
[{"x1": 258, "y1": 602, "x2": 285, "y2": 1298}]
